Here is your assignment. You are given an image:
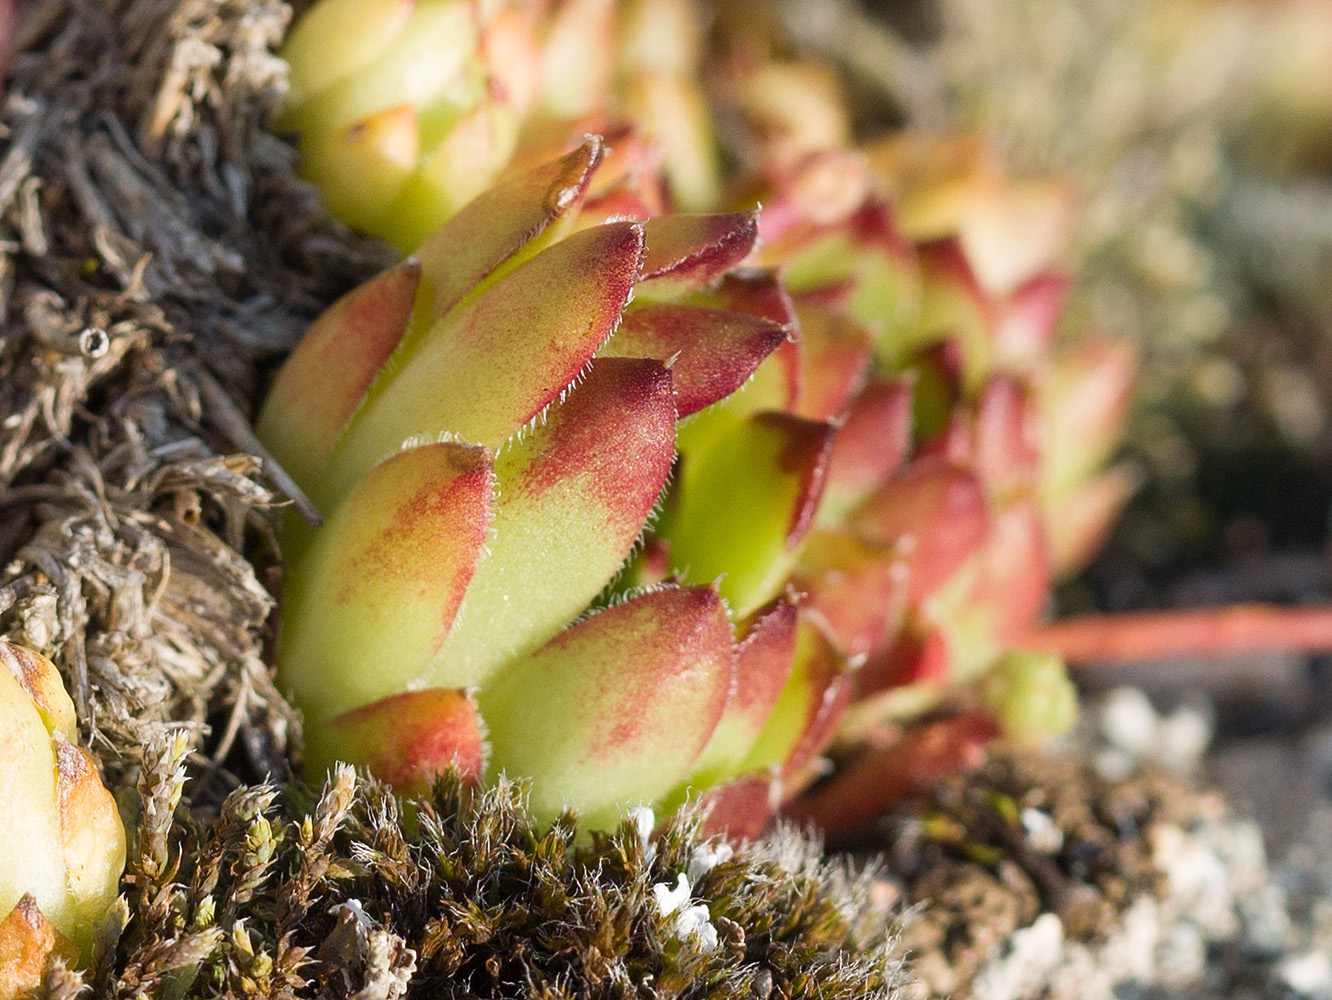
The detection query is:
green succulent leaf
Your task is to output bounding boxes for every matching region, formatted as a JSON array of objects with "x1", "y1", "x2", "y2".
[
  {"x1": 278, "y1": 442, "x2": 494, "y2": 724},
  {"x1": 686, "y1": 597, "x2": 798, "y2": 787},
  {"x1": 279, "y1": 0, "x2": 417, "y2": 112},
  {"x1": 299, "y1": 104, "x2": 420, "y2": 234},
  {"x1": 312, "y1": 688, "x2": 486, "y2": 795},
  {"x1": 426, "y1": 357, "x2": 677, "y2": 688},
  {"x1": 480, "y1": 585, "x2": 734, "y2": 828},
  {"x1": 739, "y1": 615, "x2": 848, "y2": 778},
  {"x1": 256, "y1": 259, "x2": 420, "y2": 491},
  {"x1": 414, "y1": 135, "x2": 605, "y2": 320},
  {"x1": 283, "y1": 0, "x2": 483, "y2": 138},
  {"x1": 668, "y1": 411, "x2": 834, "y2": 618},
  {"x1": 315, "y1": 221, "x2": 645, "y2": 509}
]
